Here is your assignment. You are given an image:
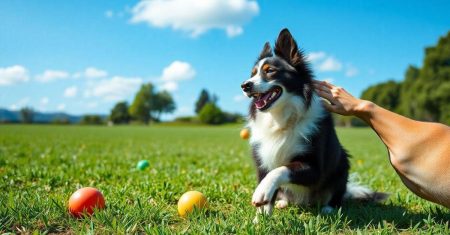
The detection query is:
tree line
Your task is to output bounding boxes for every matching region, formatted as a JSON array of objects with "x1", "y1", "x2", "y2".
[{"x1": 110, "y1": 86, "x2": 242, "y2": 125}]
